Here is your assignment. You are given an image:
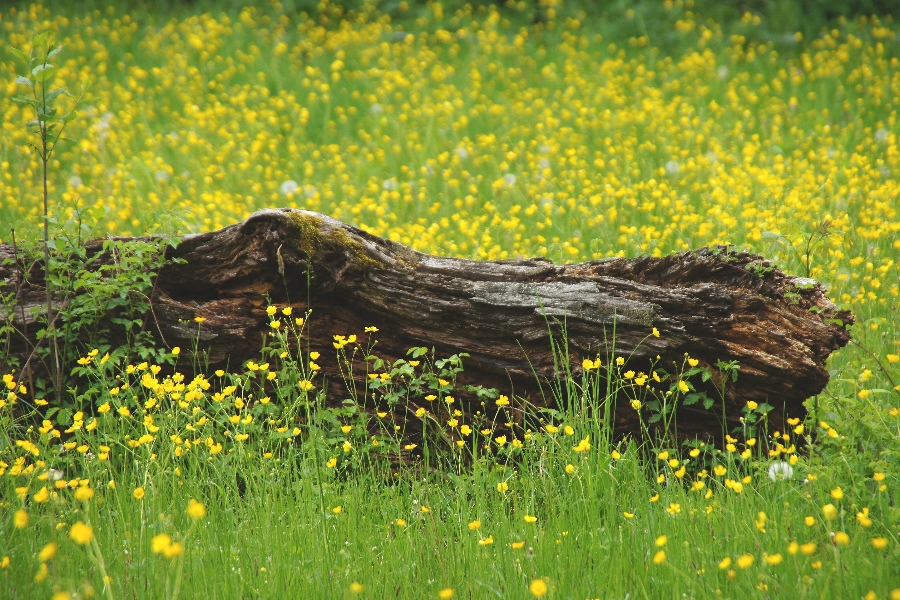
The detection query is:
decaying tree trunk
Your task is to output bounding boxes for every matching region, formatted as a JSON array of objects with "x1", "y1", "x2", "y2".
[{"x1": 1, "y1": 208, "x2": 853, "y2": 441}]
